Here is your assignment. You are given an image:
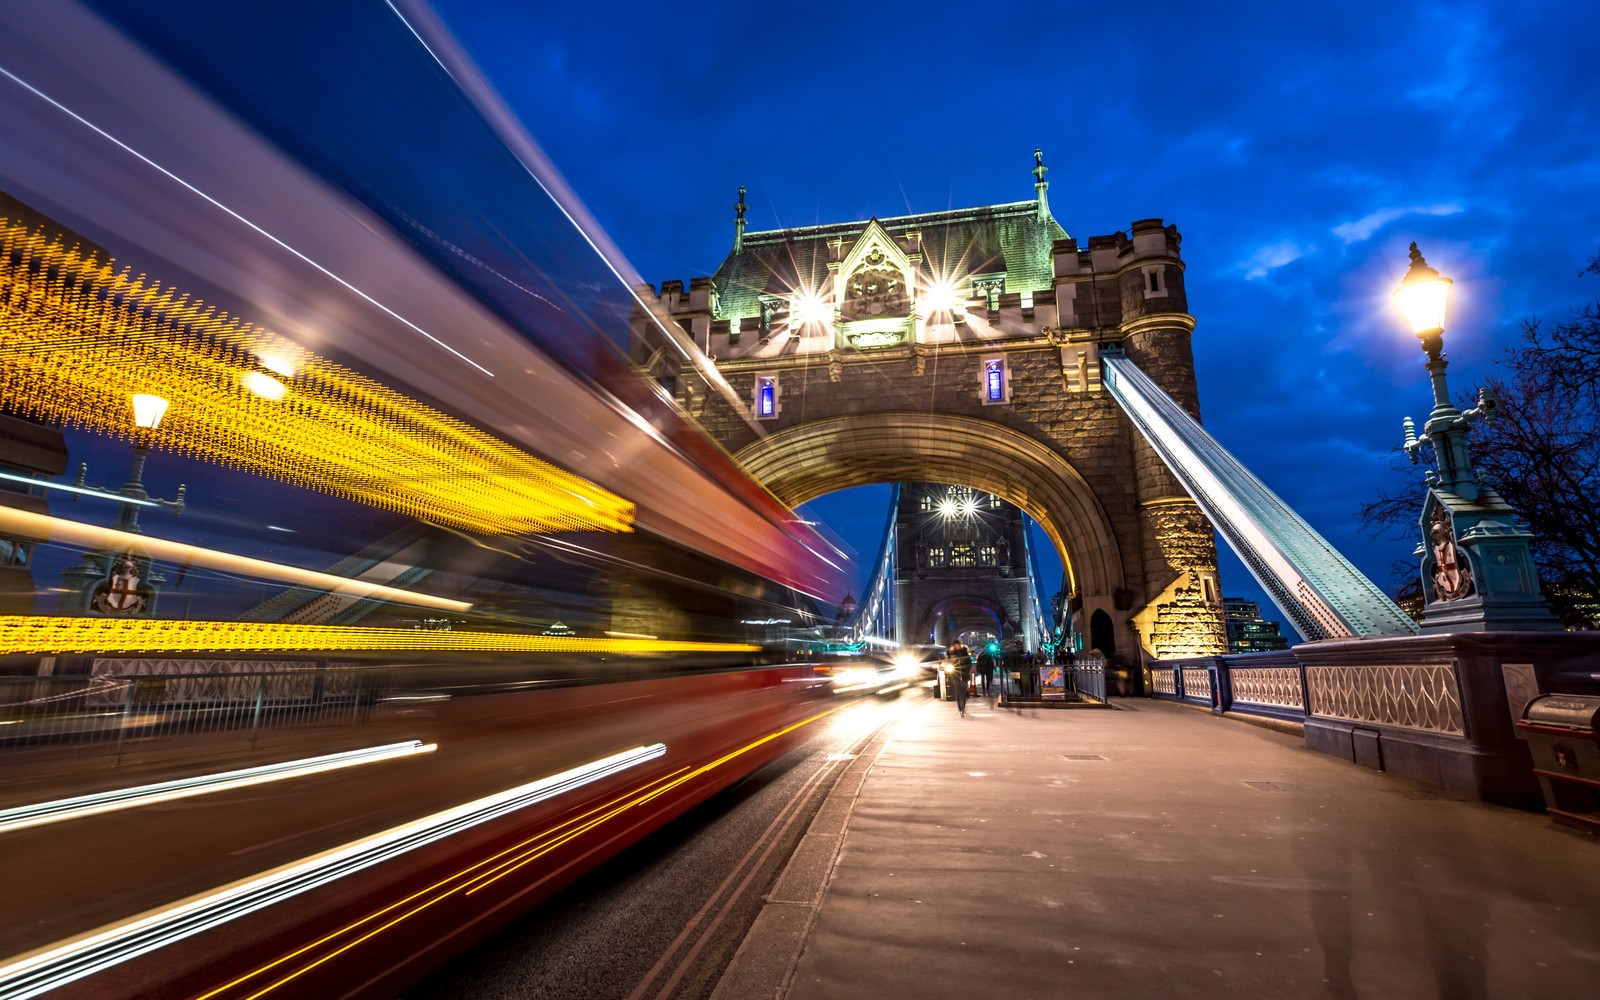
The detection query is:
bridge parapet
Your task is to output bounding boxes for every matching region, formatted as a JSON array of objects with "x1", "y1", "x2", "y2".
[{"x1": 1147, "y1": 631, "x2": 1600, "y2": 805}]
